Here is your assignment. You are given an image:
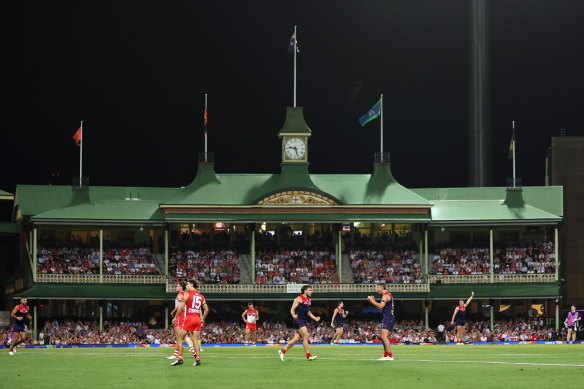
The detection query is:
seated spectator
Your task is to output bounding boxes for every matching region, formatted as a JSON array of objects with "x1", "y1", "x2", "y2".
[
  {"x1": 254, "y1": 248, "x2": 338, "y2": 285},
  {"x1": 350, "y1": 248, "x2": 422, "y2": 284},
  {"x1": 169, "y1": 249, "x2": 239, "y2": 284}
]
